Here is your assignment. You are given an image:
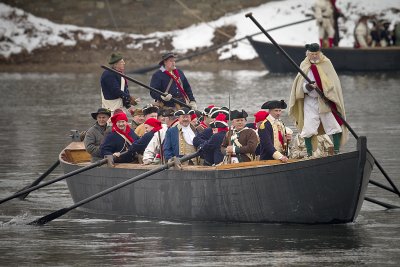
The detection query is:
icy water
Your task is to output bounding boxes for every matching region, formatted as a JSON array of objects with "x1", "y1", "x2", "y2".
[{"x1": 0, "y1": 70, "x2": 399, "y2": 266}]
